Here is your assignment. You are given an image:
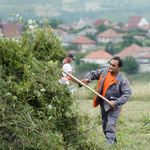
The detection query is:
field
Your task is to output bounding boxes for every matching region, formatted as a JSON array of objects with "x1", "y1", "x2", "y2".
[{"x1": 72, "y1": 81, "x2": 150, "y2": 149}]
